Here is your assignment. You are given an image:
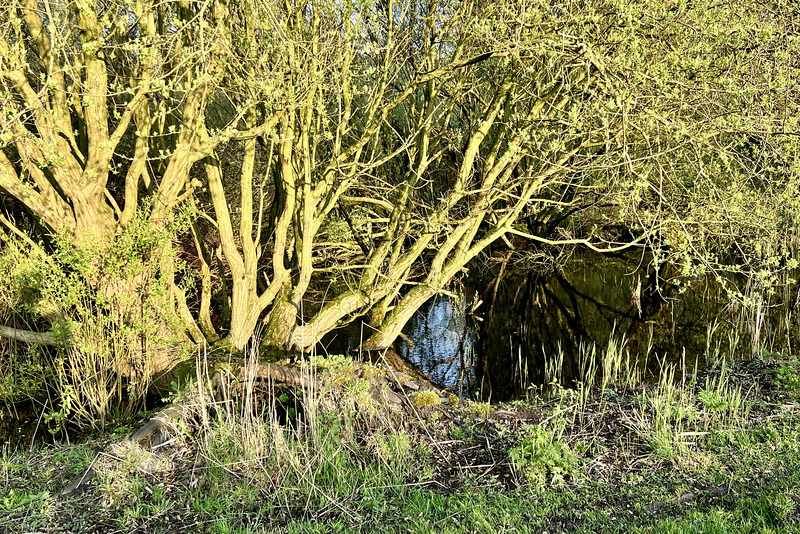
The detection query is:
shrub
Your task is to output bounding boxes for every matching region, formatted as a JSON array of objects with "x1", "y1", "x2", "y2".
[{"x1": 0, "y1": 206, "x2": 191, "y2": 427}]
